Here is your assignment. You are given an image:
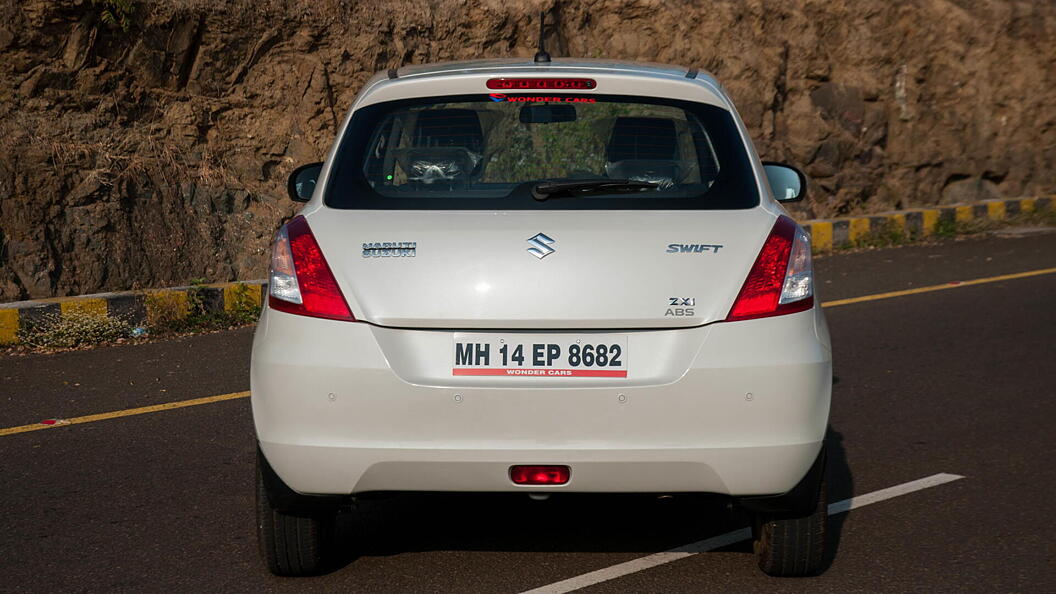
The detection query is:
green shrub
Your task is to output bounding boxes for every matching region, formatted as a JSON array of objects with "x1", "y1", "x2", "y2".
[
  {"x1": 92, "y1": 0, "x2": 136, "y2": 32},
  {"x1": 933, "y1": 217, "x2": 958, "y2": 237},
  {"x1": 19, "y1": 311, "x2": 132, "y2": 348},
  {"x1": 852, "y1": 220, "x2": 908, "y2": 249},
  {"x1": 225, "y1": 282, "x2": 262, "y2": 325}
]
